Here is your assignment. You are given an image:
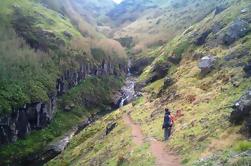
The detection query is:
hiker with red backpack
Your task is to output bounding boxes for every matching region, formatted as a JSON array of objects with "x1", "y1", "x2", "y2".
[{"x1": 162, "y1": 108, "x2": 174, "y2": 141}]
